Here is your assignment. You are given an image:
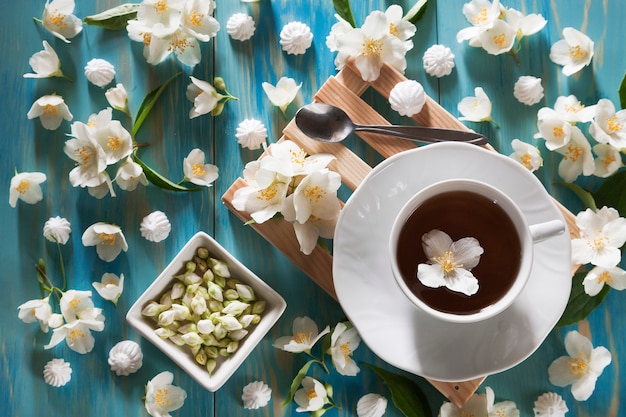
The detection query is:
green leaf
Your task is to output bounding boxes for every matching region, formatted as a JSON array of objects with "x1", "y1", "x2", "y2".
[
  {"x1": 619, "y1": 72, "x2": 626, "y2": 109},
  {"x1": 404, "y1": 0, "x2": 429, "y2": 24},
  {"x1": 332, "y1": 0, "x2": 356, "y2": 28},
  {"x1": 557, "y1": 271, "x2": 611, "y2": 327},
  {"x1": 132, "y1": 154, "x2": 202, "y2": 192},
  {"x1": 593, "y1": 170, "x2": 626, "y2": 217},
  {"x1": 282, "y1": 359, "x2": 315, "y2": 407},
  {"x1": 83, "y1": 4, "x2": 139, "y2": 30},
  {"x1": 365, "y1": 364, "x2": 432, "y2": 417},
  {"x1": 554, "y1": 182, "x2": 597, "y2": 211},
  {"x1": 132, "y1": 72, "x2": 180, "y2": 138}
]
